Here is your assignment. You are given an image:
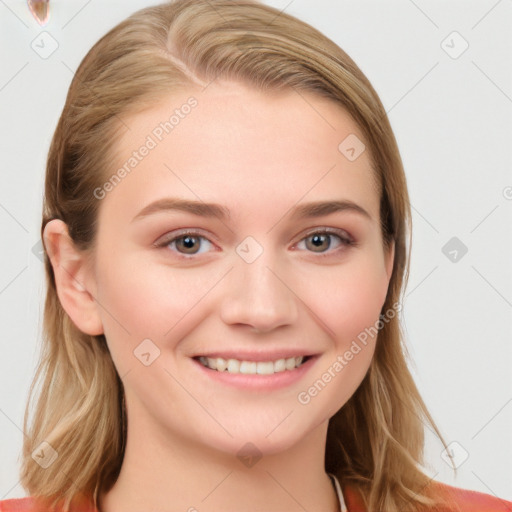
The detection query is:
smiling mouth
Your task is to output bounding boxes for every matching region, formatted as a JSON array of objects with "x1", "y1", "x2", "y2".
[{"x1": 195, "y1": 355, "x2": 311, "y2": 375}]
